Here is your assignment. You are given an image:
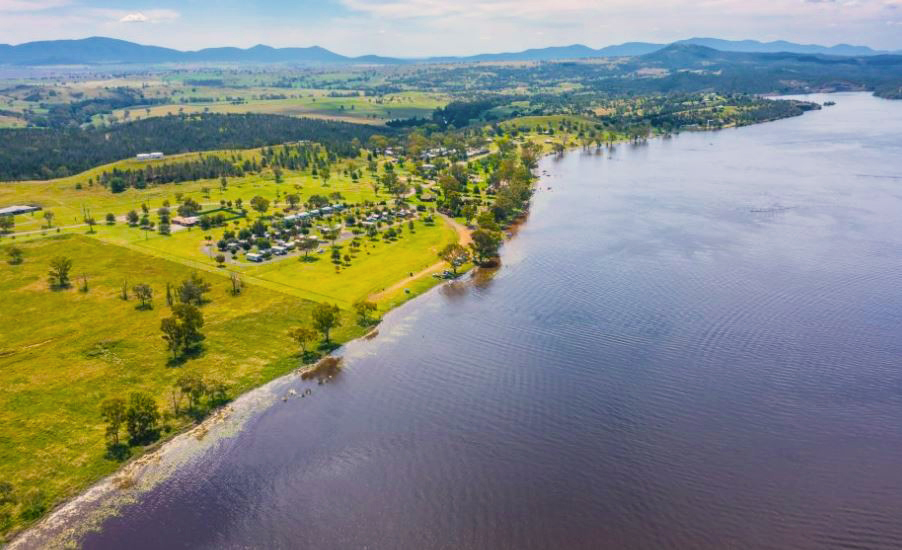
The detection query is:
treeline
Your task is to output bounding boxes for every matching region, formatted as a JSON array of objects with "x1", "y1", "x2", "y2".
[
  {"x1": 97, "y1": 142, "x2": 336, "y2": 191},
  {"x1": 100, "y1": 156, "x2": 245, "y2": 190},
  {"x1": 0, "y1": 113, "x2": 388, "y2": 181},
  {"x1": 27, "y1": 88, "x2": 166, "y2": 129}
]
